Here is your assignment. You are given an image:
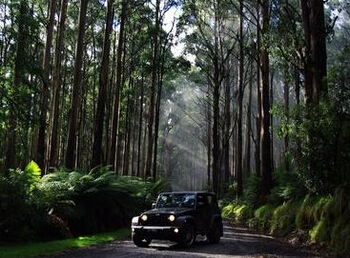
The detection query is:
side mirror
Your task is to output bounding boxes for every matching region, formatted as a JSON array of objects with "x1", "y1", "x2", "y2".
[{"x1": 152, "y1": 203, "x2": 156, "y2": 209}]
